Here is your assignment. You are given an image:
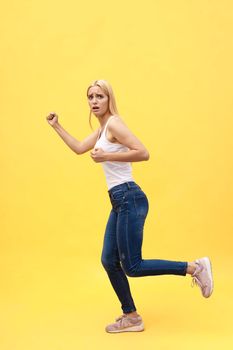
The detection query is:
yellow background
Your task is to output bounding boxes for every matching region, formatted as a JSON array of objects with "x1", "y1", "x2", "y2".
[{"x1": 1, "y1": 0, "x2": 233, "y2": 349}]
